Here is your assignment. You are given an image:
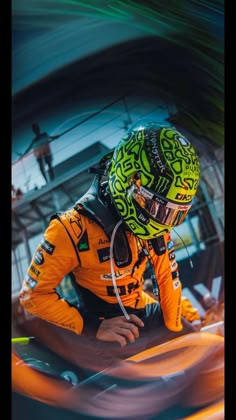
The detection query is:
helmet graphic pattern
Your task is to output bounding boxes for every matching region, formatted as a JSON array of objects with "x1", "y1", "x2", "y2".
[{"x1": 108, "y1": 121, "x2": 200, "y2": 239}]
